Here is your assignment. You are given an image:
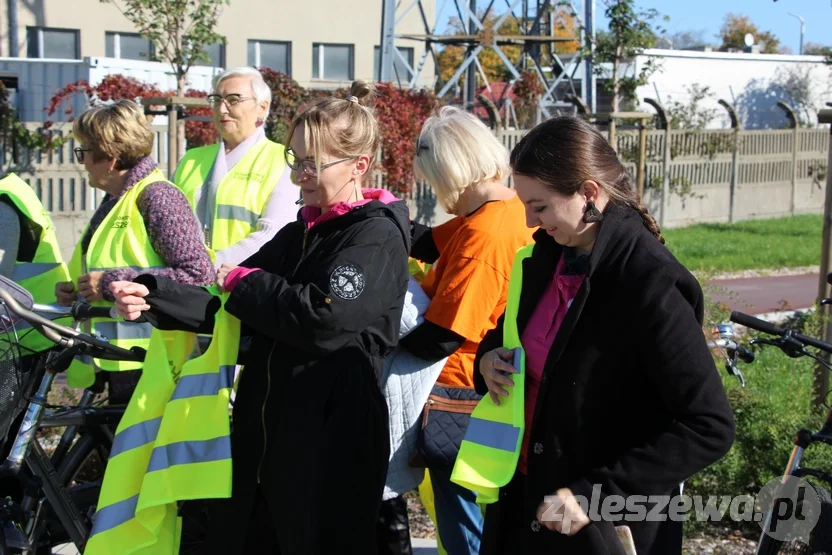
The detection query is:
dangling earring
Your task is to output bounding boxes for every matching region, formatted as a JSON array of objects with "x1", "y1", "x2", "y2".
[
  {"x1": 353, "y1": 178, "x2": 360, "y2": 201},
  {"x1": 582, "y1": 201, "x2": 604, "y2": 223},
  {"x1": 255, "y1": 118, "x2": 264, "y2": 127}
]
